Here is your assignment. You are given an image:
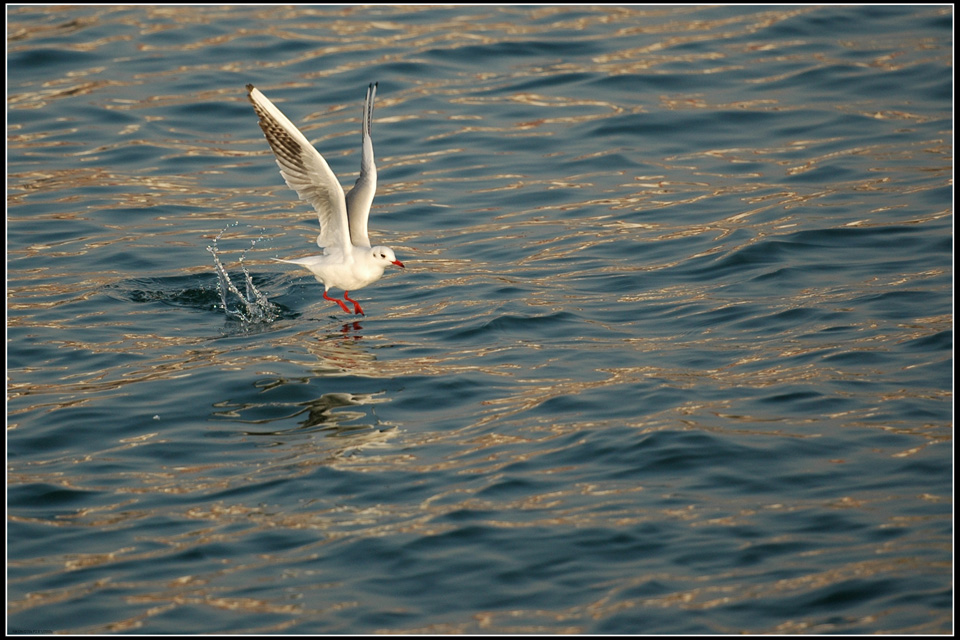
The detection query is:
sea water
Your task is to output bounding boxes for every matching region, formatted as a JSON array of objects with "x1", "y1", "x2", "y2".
[{"x1": 7, "y1": 5, "x2": 952, "y2": 634}]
